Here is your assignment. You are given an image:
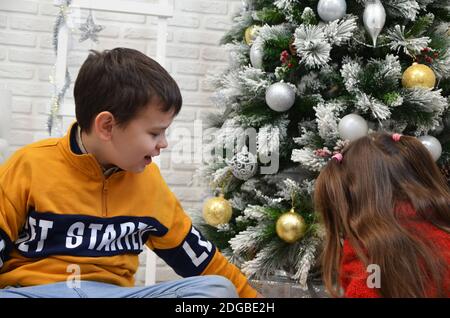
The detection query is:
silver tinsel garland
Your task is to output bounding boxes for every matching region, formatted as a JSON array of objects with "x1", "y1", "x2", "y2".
[
  {"x1": 48, "y1": 0, "x2": 72, "y2": 136},
  {"x1": 48, "y1": 2, "x2": 104, "y2": 136}
]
